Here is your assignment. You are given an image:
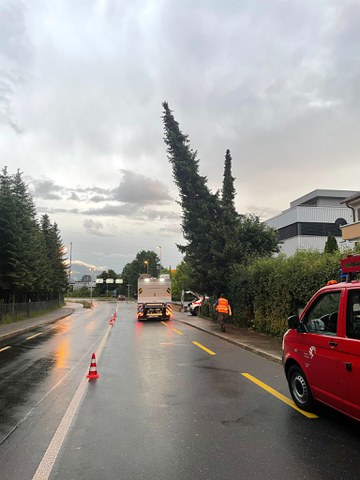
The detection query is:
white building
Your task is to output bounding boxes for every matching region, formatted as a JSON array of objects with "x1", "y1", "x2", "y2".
[
  {"x1": 341, "y1": 192, "x2": 360, "y2": 242},
  {"x1": 266, "y1": 189, "x2": 357, "y2": 256}
]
